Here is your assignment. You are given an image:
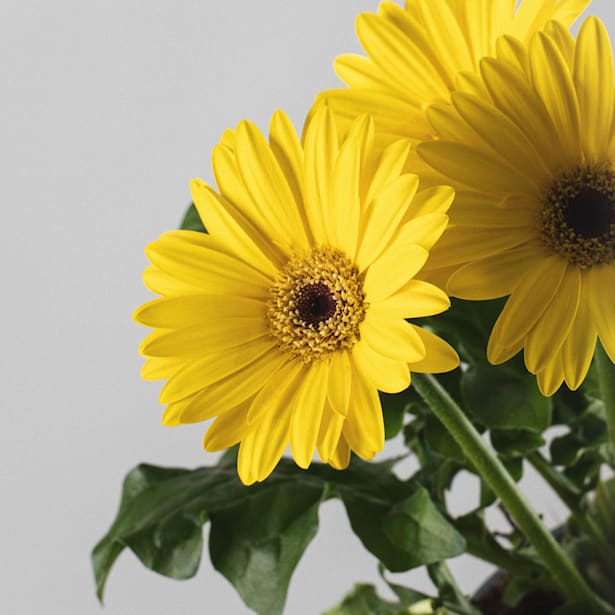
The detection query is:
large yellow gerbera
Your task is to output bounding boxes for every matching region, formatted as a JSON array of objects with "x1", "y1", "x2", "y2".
[
  {"x1": 134, "y1": 107, "x2": 459, "y2": 484},
  {"x1": 417, "y1": 17, "x2": 615, "y2": 396},
  {"x1": 321, "y1": 0, "x2": 589, "y2": 148}
]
